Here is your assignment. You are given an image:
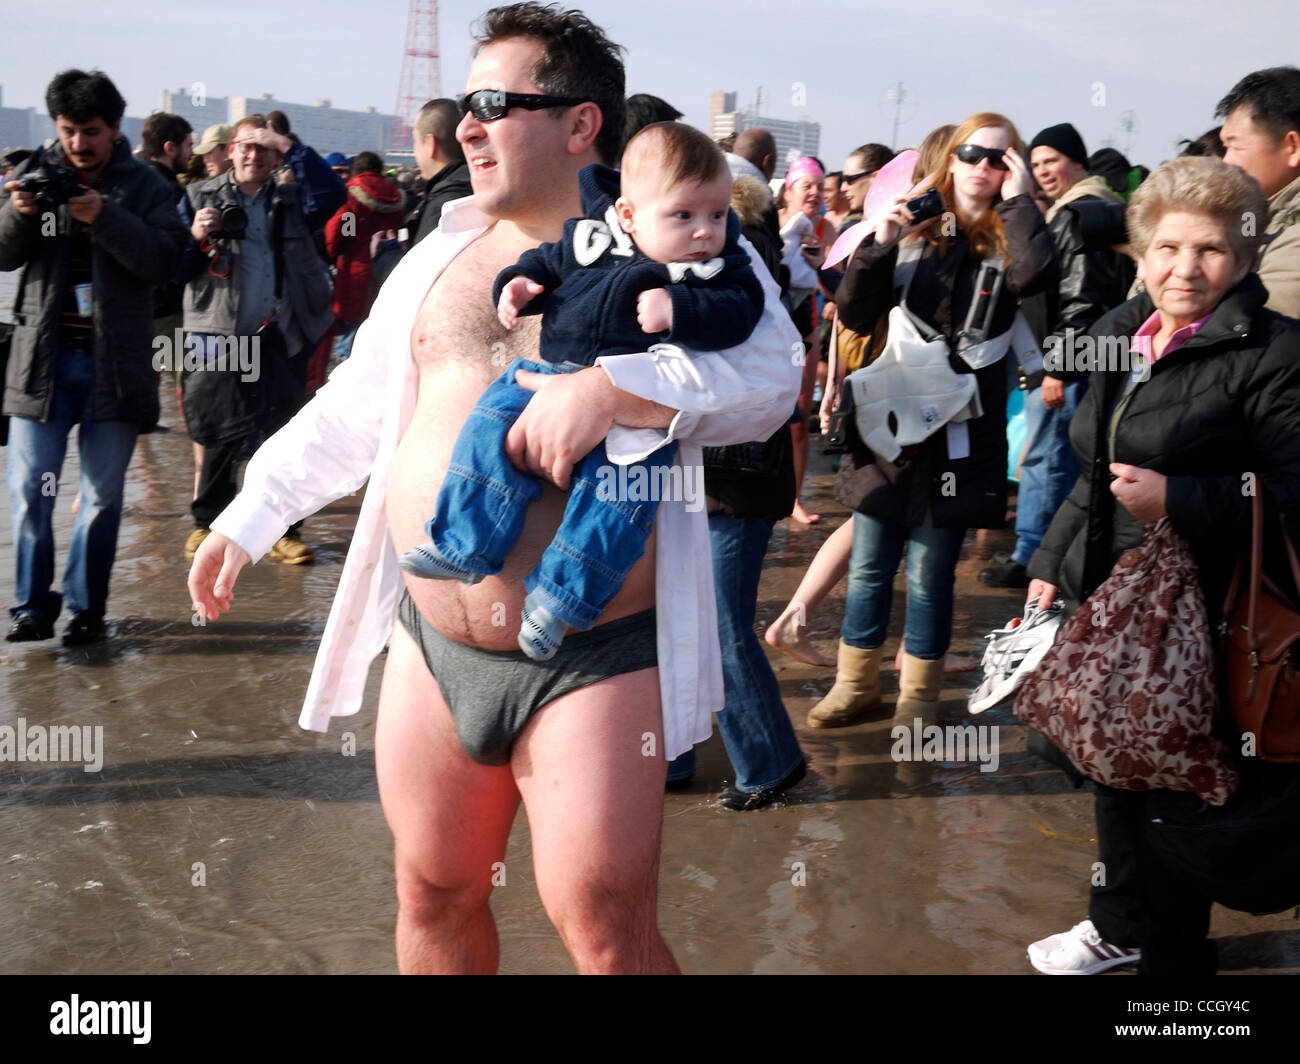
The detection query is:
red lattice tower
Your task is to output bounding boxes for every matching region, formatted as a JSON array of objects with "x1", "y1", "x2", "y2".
[{"x1": 388, "y1": 0, "x2": 442, "y2": 152}]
